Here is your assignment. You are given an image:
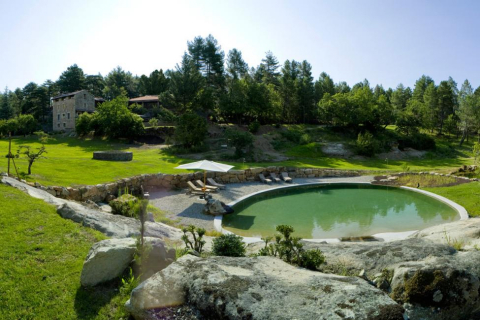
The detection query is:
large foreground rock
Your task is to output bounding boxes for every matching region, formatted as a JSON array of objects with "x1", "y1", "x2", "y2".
[
  {"x1": 81, "y1": 238, "x2": 137, "y2": 286},
  {"x1": 300, "y1": 238, "x2": 456, "y2": 275},
  {"x1": 81, "y1": 237, "x2": 176, "y2": 286},
  {"x1": 390, "y1": 252, "x2": 480, "y2": 320},
  {"x1": 410, "y1": 217, "x2": 480, "y2": 250},
  {"x1": 126, "y1": 255, "x2": 404, "y2": 320}
]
